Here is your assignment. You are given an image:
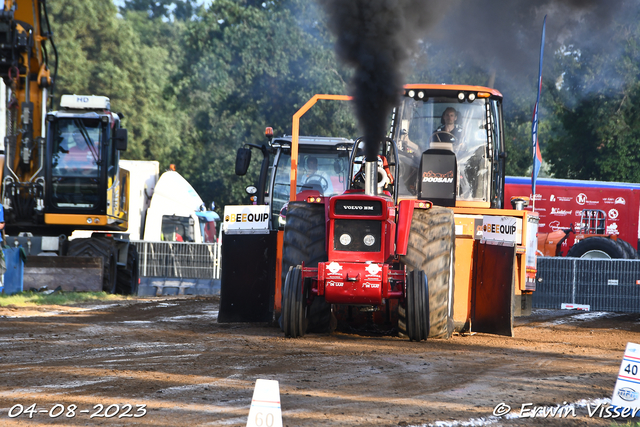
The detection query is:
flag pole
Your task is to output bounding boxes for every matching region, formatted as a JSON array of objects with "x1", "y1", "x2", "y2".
[{"x1": 531, "y1": 15, "x2": 546, "y2": 212}]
